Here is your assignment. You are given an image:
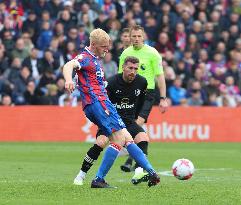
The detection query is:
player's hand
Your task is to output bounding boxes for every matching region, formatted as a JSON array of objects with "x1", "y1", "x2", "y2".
[
  {"x1": 65, "y1": 81, "x2": 75, "y2": 93},
  {"x1": 159, "y1": 98, "x2": 168, "y2": 113}
]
